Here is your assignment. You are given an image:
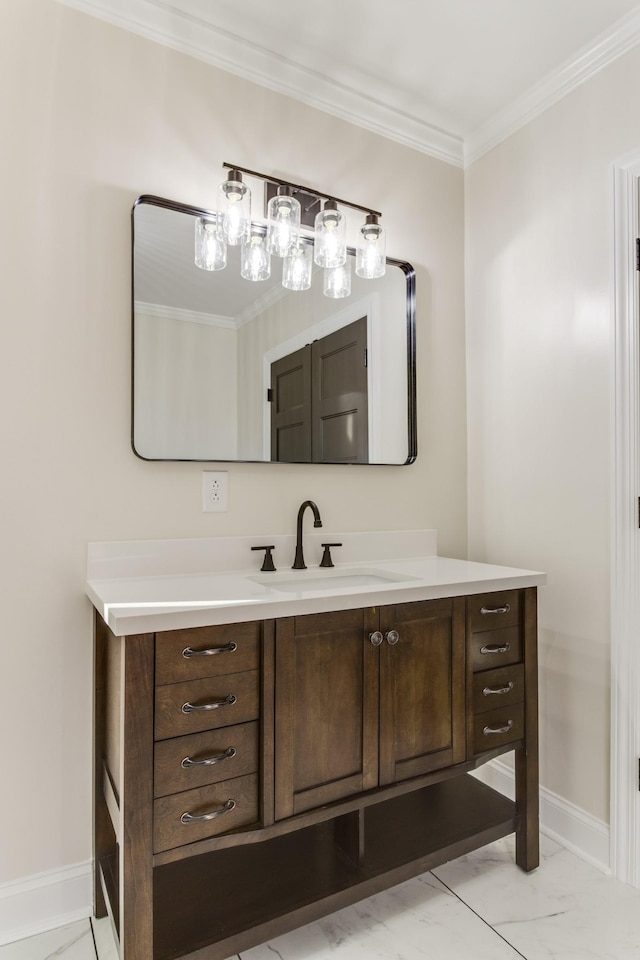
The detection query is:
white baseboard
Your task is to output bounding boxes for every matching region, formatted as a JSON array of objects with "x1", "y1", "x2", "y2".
[
  {"x1": 473, "y1": 758, "x2": 611, "y2": 874},
  {"x1": 0, "y1": 860, "x2": 92, "y2": 946}
]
